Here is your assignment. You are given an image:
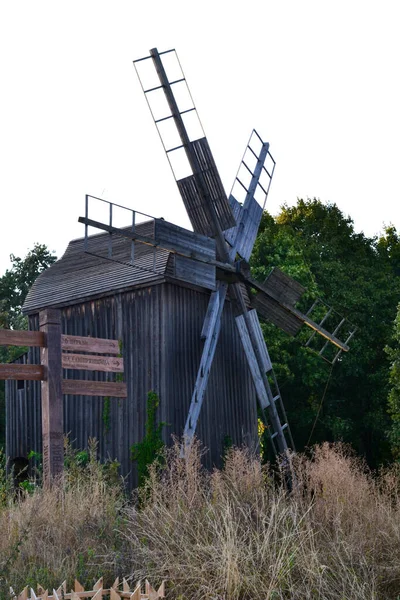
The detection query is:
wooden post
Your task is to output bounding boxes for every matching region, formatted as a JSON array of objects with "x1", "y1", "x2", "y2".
[{"x1": 39, "y1": 308, "x2": 63, "y2": 484}]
